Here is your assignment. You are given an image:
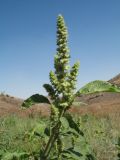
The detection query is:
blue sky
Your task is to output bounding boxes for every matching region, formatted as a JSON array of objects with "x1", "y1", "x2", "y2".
[{"x1": 0, "y1": 0, "x2": 120, "y2": 98}]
